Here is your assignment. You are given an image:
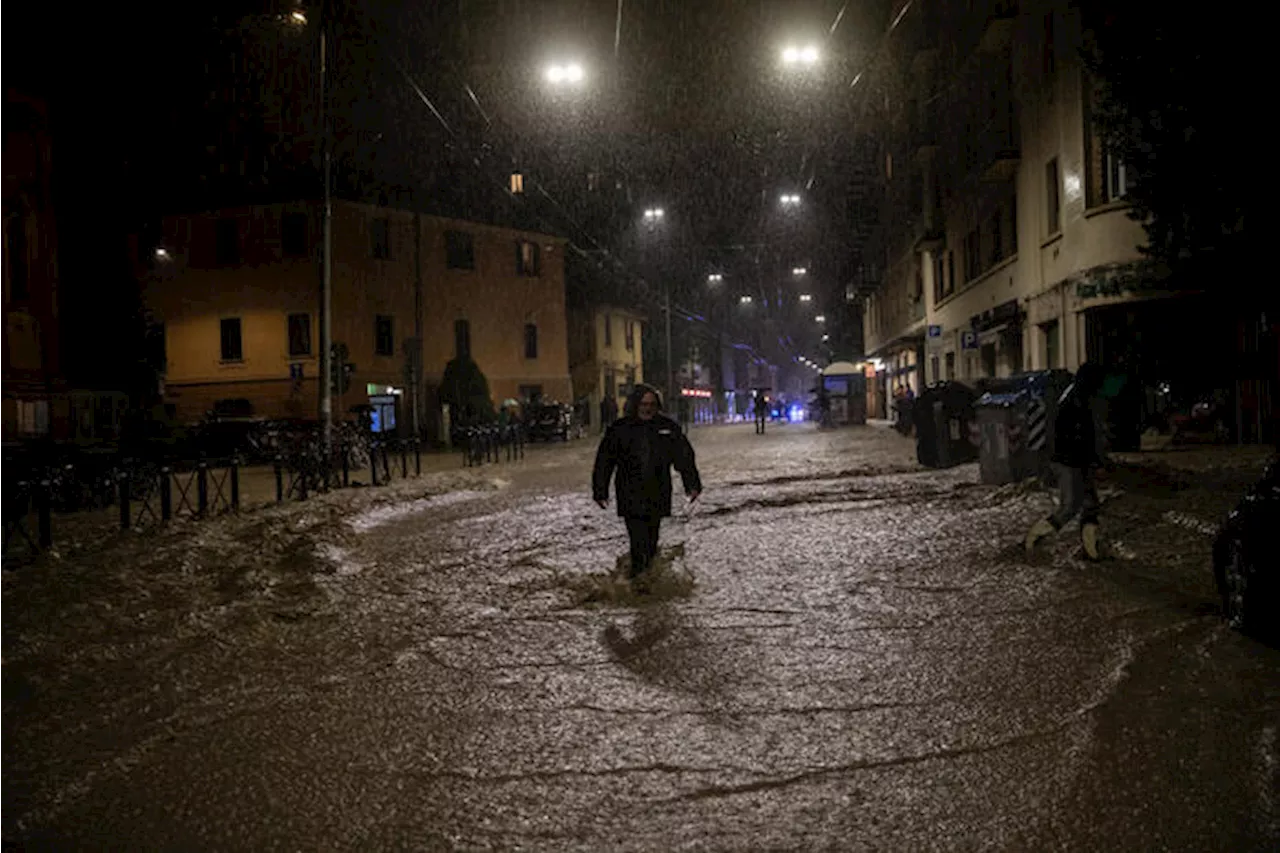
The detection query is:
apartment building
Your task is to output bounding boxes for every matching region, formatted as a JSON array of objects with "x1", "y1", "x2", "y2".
[
  {"x1": 857, "y1": 0, "x2": 1201, "y2": 407},
  {"x1": 567, "y1": 304, "x2": 646, "y2": 427},
  {"x1": 4, "y1": 91, "x2": 65, "y2": 438},
  {"x1": 144, "y1": 201, "x2": 571, "y2": 435}
]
